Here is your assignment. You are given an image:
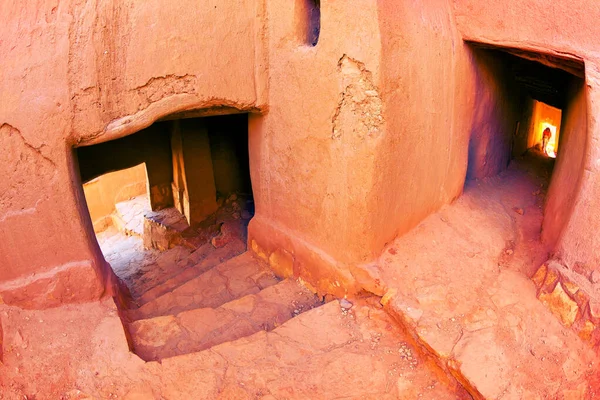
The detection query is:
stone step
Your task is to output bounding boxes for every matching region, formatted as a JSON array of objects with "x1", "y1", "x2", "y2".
[
  {"x1": 129, "y1": 279, "x2": 322, "y2": 361},
  {"x1": 128, "y1": 252, "x2": 279, "y2": 320},
  {"x1": 134, "y1": 238, "x2": 247, "y2": 305},
  {"x1": 112, "y1": 196, "x2": 150, "y2": 237},
  {"x1": 143, "y1": 207, "x2": 189, "y2": 250},
  {"x1": 155, "y1": 298, "x2": 467, "y2": 398},
  {"x1": 121, "y1": 244, "x2": 194, "y2": 300},
  {"x1": 381, "y1": 271, "x2": 599, "y2": 399}
]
